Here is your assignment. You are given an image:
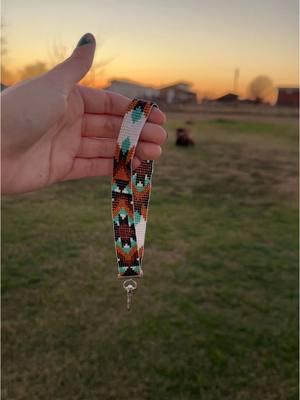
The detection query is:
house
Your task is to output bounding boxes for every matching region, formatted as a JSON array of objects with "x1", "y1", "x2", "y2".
[
  {"x1": 105, "y1": 79, "x2": 198, "y2": 105},
  {"x1": 214, "y1": 93, "x2": 239, "y2": 103},
  {"x1": 239, "y1": 98, "x2": 259, "y2": 105},
  {"x1": 0, "y1": 83, "x2": 7, "y2": 91},
  {"x1": 158, "y1": 82, "x2": 197, "y2": 105},
  {"x1": 277, "y1": 87, "x2": 299, "y2": 107},
  {"x1": 105, "y1": 79, "x2": 159, "y2": 101}
]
